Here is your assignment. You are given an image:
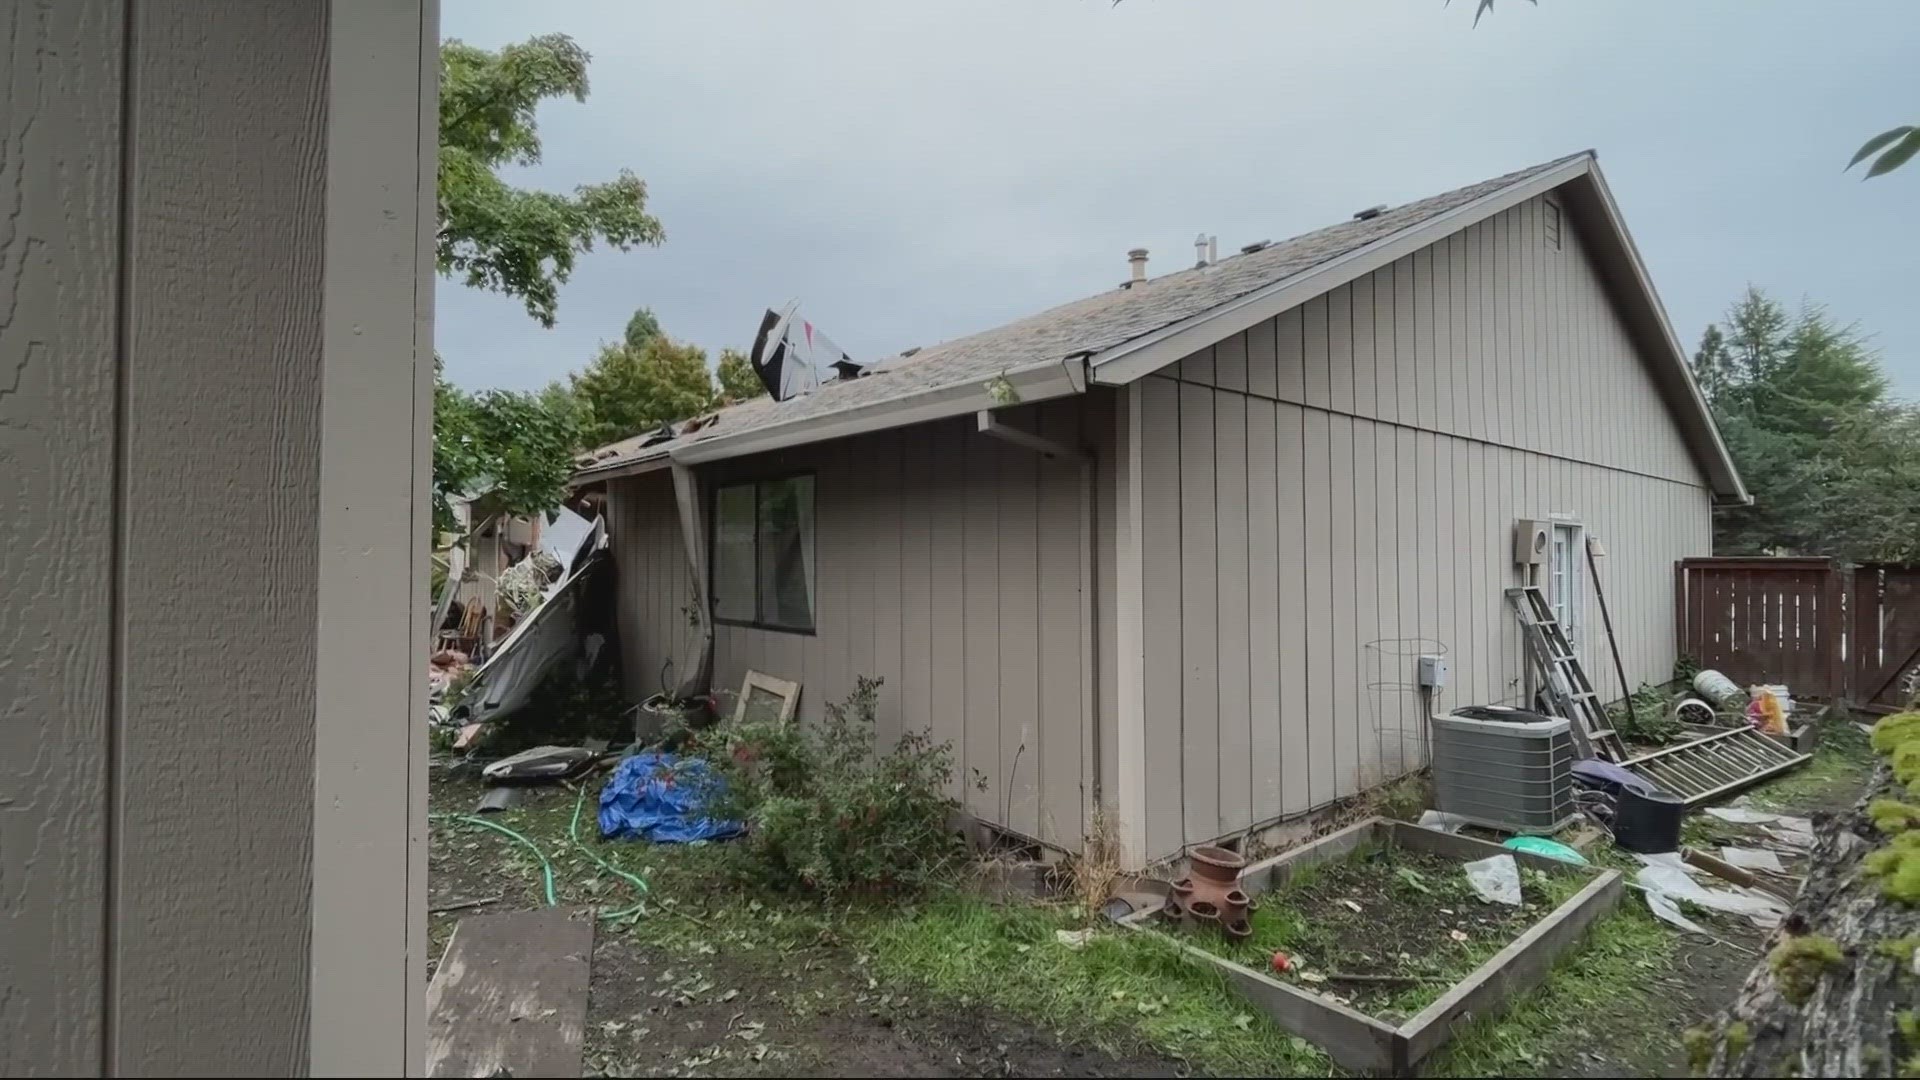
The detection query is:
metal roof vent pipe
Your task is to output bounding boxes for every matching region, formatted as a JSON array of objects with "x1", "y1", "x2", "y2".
[
  {"x1": 1208, "y1": 235, "x2": 1218, "y2": 264},
  {"x1": 1127, "y1": 247, "x2": 1149, "y2": 286},
  {"x1": 1194, "y1": 232, "x2": 1209, "y2": 268}
]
